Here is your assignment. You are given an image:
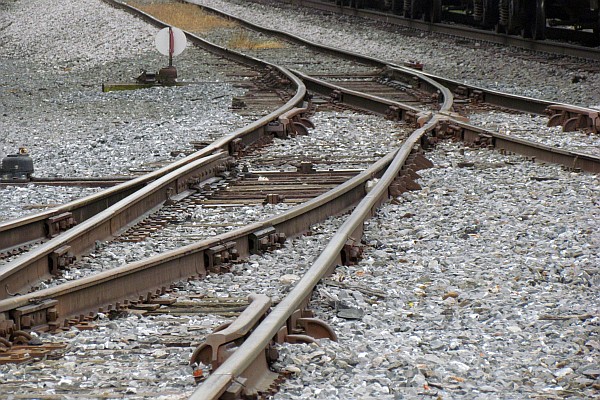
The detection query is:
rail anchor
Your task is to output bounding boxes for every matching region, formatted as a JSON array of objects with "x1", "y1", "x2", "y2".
[{"x1": 341, "y1": 238, "x2": 364, "y2": 266}]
